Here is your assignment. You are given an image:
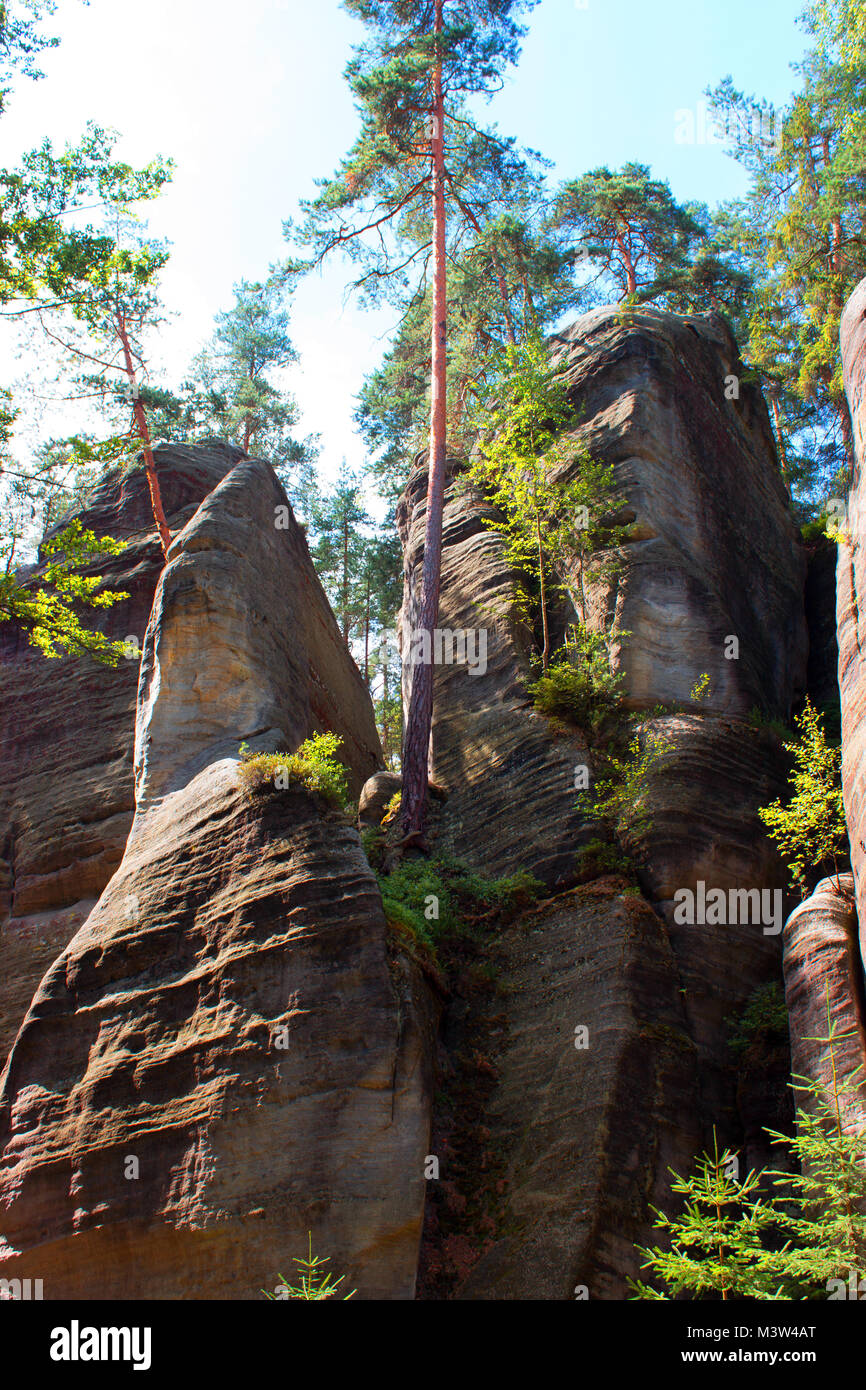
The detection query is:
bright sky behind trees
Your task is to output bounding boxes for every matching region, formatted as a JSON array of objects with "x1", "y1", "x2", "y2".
[{"x1": 1, "y1": 0, "x2": 809, "y2": 482}]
